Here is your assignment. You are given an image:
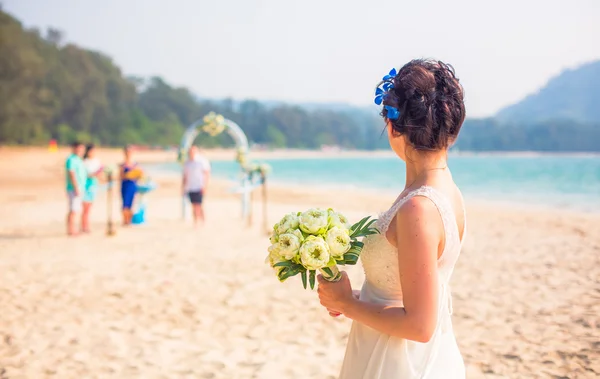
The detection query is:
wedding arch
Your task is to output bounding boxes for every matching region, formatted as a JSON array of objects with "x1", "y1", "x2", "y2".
[
  {"x1": 179, "y1": 112, "x2": 270, "y2": 227},
  {"x1": 180, "y1": 112, "x2": 249, "y2": 159}
]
